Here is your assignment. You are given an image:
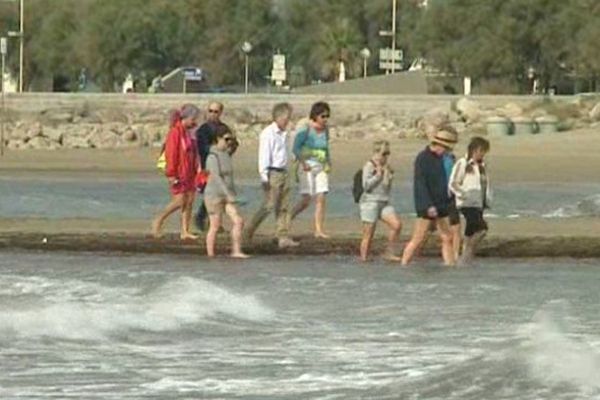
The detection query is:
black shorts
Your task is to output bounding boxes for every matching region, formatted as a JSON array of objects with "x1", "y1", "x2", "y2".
[
  {"x1": 448, "y1": 201, "x2": 460, "y2": 226},
  {"x1": 417, "y1": 207, "x2": 449, "y2": 220},
  {"x1": 460, "y1": 207, "x2": 488, "y2": 237}
]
